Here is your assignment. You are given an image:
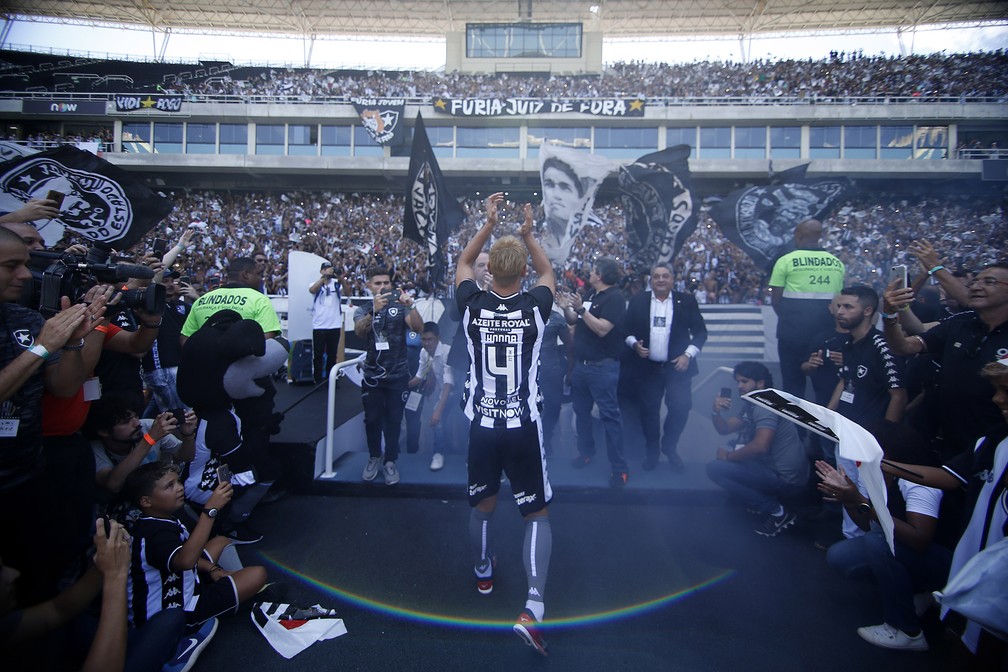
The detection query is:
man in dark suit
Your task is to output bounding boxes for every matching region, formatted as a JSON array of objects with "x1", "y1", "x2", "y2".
[{"x1": 623, "y1": 262, "x2": 707, "y2": 472}]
